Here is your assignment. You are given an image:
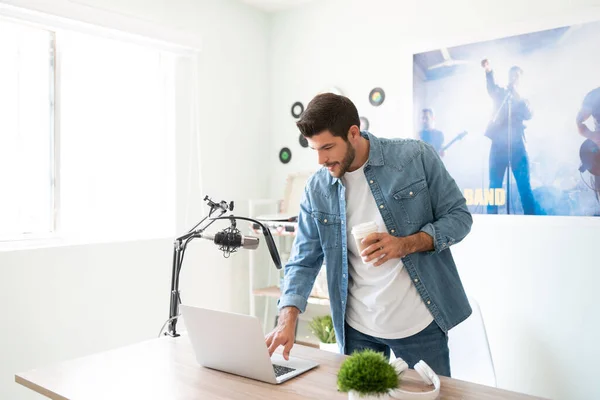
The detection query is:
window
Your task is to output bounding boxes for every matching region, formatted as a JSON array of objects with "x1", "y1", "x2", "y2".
[
  {"x1": 58, "y1": 31, "x2": 175, "y2": 239},
  {"x1": 0, "y1": 17, "x2": 177, "y2": 242},
  {"x1": 0, "y1": 20, "x2": 54, "y2": 238}
]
